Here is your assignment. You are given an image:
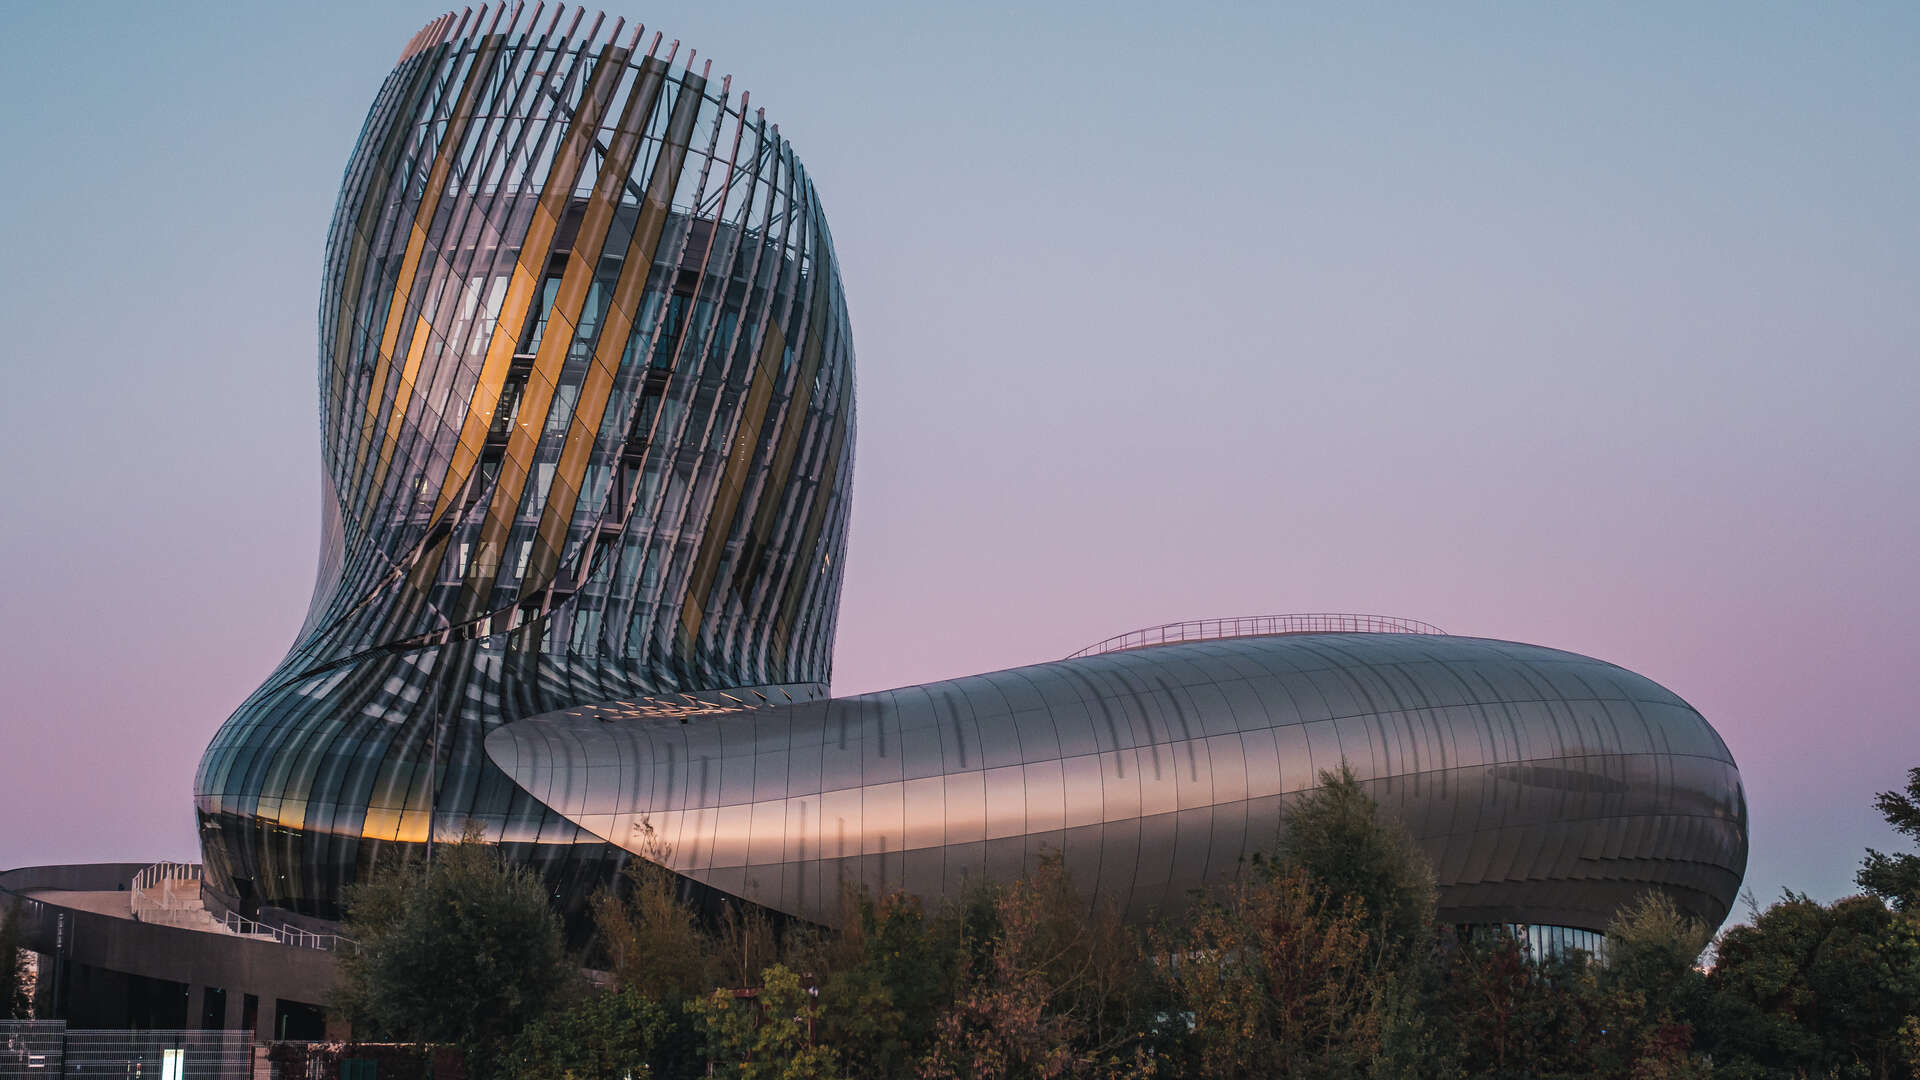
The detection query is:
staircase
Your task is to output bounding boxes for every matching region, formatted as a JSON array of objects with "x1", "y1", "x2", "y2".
[{"x1": 127, "y1": 862, "x2": 259, "y2": 937}]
